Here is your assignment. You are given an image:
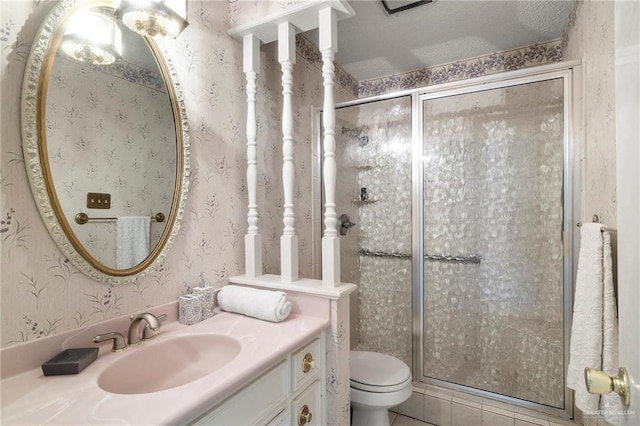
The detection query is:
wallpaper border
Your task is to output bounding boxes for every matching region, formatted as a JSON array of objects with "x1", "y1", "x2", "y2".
[
  {"x1": 356, "y1": 39, "x2": 563, "y2": 97},
  {"x1": 295, "y1": 34, "x2": 360, "y2": 97},
  {"x1": 56, "y1": 53, "x2": 167, "y2": 93},
  {"x1": 294, "y1": 35, "x2": 563, "y2": 98}
]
